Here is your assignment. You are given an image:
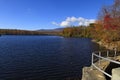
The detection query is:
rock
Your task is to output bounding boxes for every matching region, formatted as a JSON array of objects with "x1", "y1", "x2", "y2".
[
  {"x1": 81, "y1": 66, "x2": 106, "y2": 80},
  {"x1": 96, "y1": 40, "x2": 120, "y2": 50},
  {"x1": 112, "y1": 68, "x2": 120, "y2": 80},
  {"x1": 115, "y1": 56, "x2": 120, "y2": 61}
]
